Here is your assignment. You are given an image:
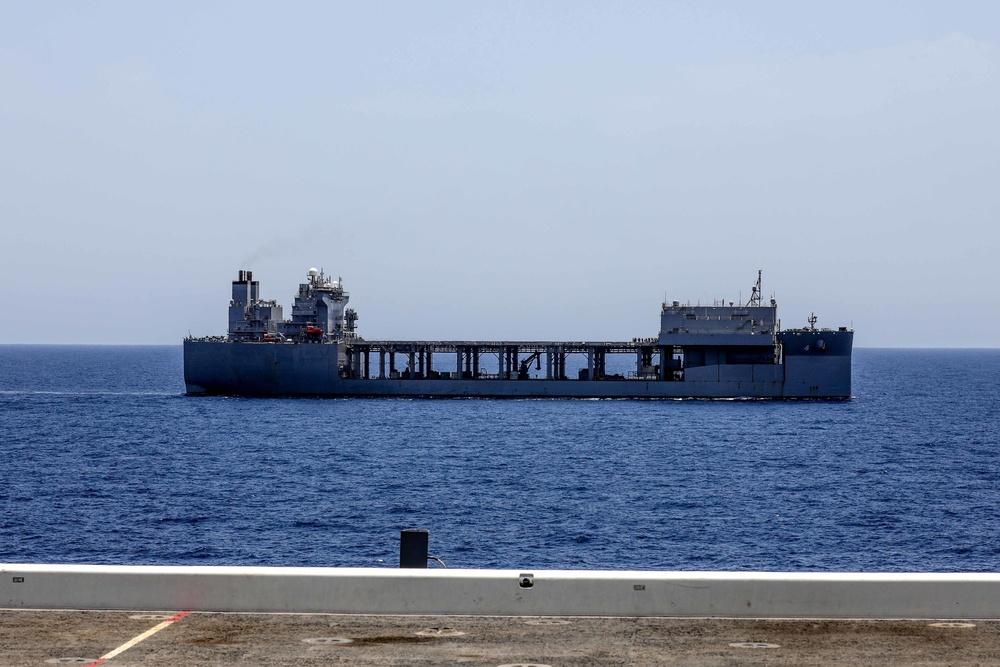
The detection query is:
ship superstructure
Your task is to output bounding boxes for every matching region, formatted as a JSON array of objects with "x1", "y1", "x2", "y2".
[
  {"x1": 228, "y1": 268, "x2": 358, "y2": 341},
  {"x1": 185, "y1": 268, "x2": 853, "y2": 398}
]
